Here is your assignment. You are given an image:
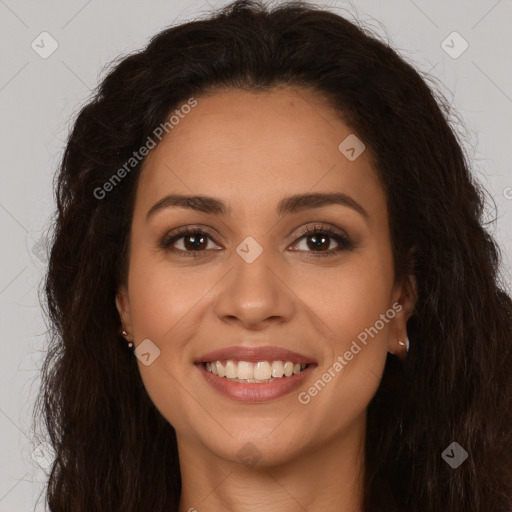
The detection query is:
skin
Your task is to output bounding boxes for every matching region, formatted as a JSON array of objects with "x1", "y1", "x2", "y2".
[{"x1": 116, "y1": 85, "x2": 416, "y2": 512}]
